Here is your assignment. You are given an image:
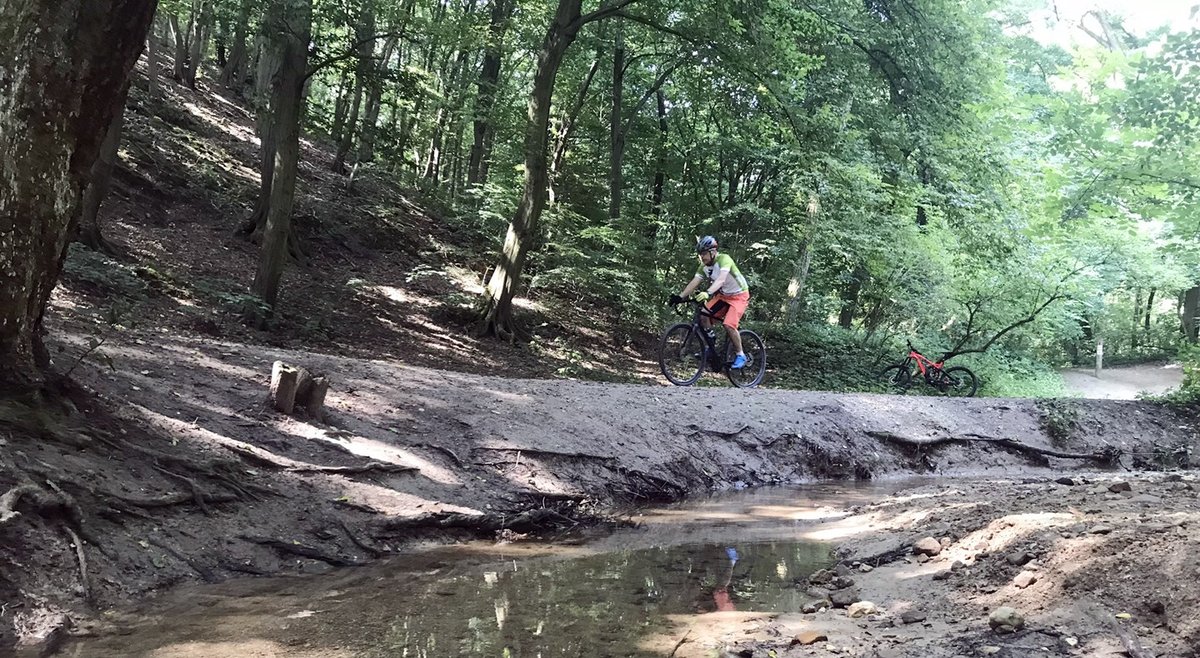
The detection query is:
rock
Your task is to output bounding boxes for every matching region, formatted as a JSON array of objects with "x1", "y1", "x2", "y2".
[
  {"x1": 950, "y1": 560, "x2": 968, "y2": 572},
  {"x1": 1148, "y1": 600, "x2": 1166, "y2": 615},
  {"x1": 932, "y1": 570, "x2": 952, "y2": 581},
  {"x1": 916, "y1": 554, "x2": 930, "y2": 564},
  {"x1": 1090, "y1": 525, "x2": 1115, "y2": 535},
  {"x1": 913, "y1": 537, "x2": 942, "y2": 556},
  {"x1": 806, "y1": 586, "x2": 831, "y2": 600},
  {"x1": 988, "y1": 606, "x2": 1024, "y2": 634},
  {"x1": 939, "y1": 536, "x2": 954, "y2": 549},
  {"x1": 858, "y1": 563, "x2": 875, "y2": 573},
  {"x1": 1109, "y1": 481, "x2": 1133, "y2": 493},
  {"x1": 1012, "y1": 571, "x2": 1037, "y2": 589},
  {"x1": 1064, "y1": 637, "x2": 1078, "y2": 647},
  {"x1": 1130, "y1": 494, "x2": 1163, "y2": 505},
  {"x1": 1006, "y1": 551, "x2": 1034, "y2": 566},
  {"x1": 979, "y1": 647, "x2": 1002, "y2": 656},
  {"x1": 808, "y1": 569, "x2": 833, "y2": 585},
  {"x1": 1165, "y1": 474, "x2": 1184, "y2": 482},
  {"x1": 847, "y1": 601, "x2": 879, "y2": 618},
  {"x1": 791, "y1": 630, "x2": 828, "y2": 646},
  {"x1": 830, "y1": 576, "x2": 856, "y2": 590},
  {"x1": 801, "y1": 601, "x2": 825, "y2": 614},
  {"x1": 1055, "y1": 476, "x2": 1076, "y2": 486},
  {"x1": 835, "y1": 563, "x2": 854, "y2": 577},
  {"x1": 901, "y1": 610, "x2": 928, "y2": 624},
  {"x1": 829, "y1": 588, "x2": 861, "y2": 608}
]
